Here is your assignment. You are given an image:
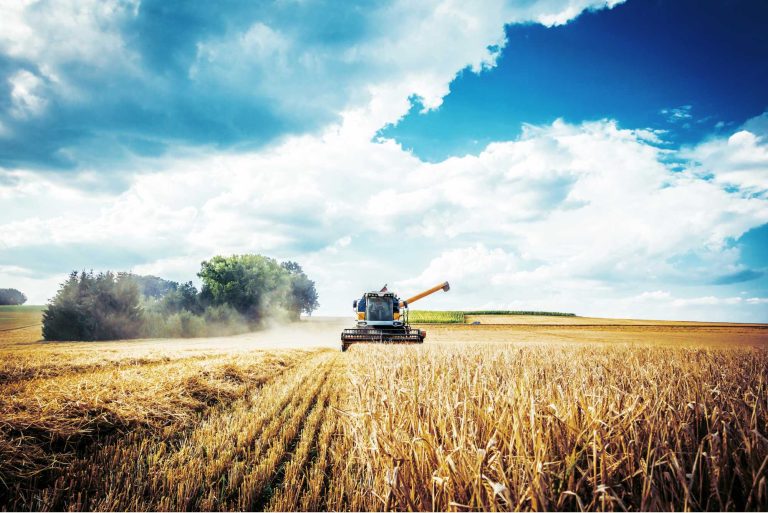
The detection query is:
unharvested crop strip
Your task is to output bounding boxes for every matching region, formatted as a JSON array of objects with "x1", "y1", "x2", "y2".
[{"x1": 335, "y1": 343, "x2": 768, "y2": 511}]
